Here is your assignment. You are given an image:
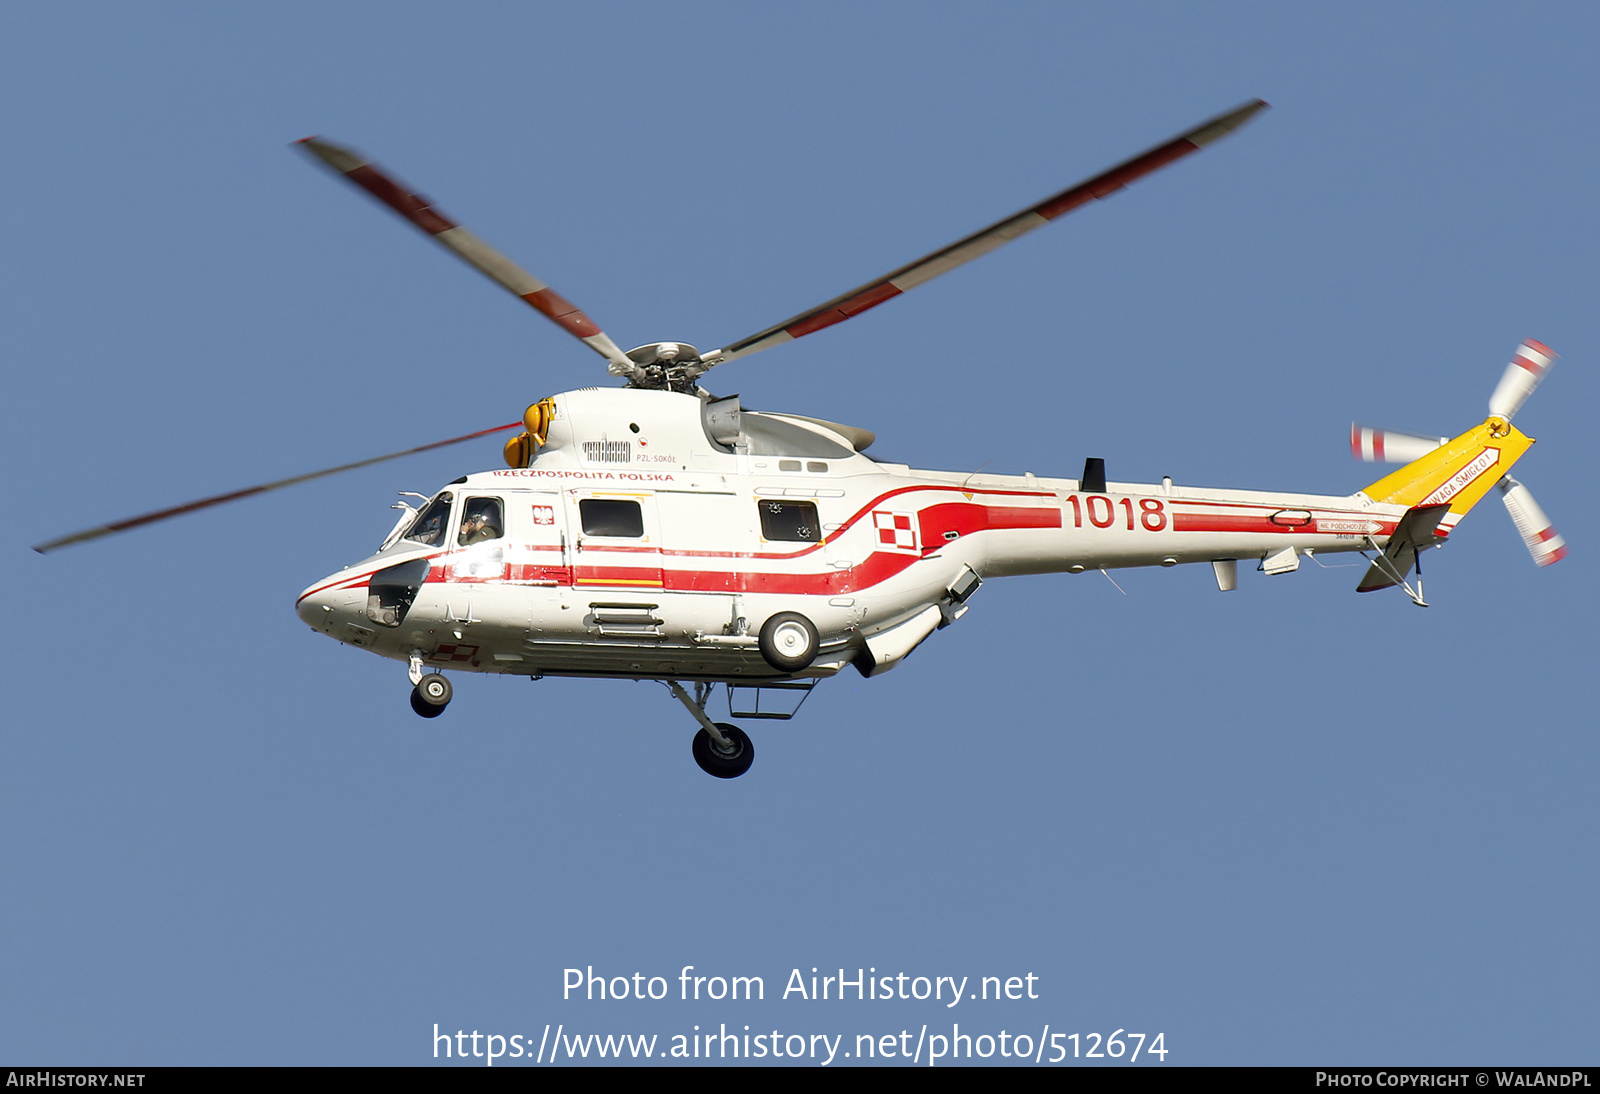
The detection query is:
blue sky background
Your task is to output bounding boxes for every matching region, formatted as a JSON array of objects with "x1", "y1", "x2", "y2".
[{"x1": 3, "y1": 2, "x2": 1596, "y2": 1066}]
